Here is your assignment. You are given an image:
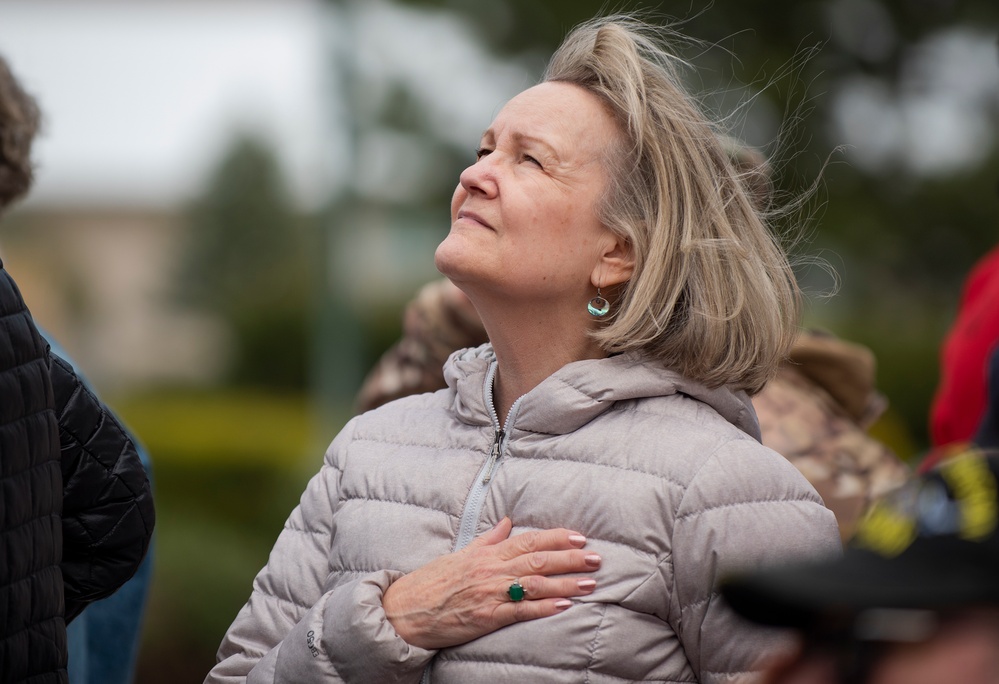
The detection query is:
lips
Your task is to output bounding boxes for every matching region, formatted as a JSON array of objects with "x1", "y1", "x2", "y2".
[{"x1": 456, "y1": 209, "x2": 493, "y2": 229}]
